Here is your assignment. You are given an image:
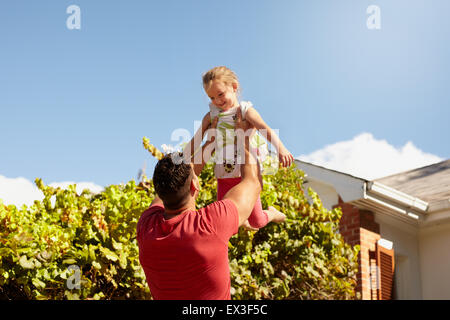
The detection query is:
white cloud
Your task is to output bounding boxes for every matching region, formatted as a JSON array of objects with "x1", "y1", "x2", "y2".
[
  {"x1": 0, "y1": 176, "x2": 44, "y2": 207},
  {"x1": 48, "y1": 181, "x2": 104, "y2": 195},
  {"x1": 0, "y1": 176, "x2": 103, "y2": 208},
  {"x1": 297, "y1": 132, "x2": 444, "y2": 180}
]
